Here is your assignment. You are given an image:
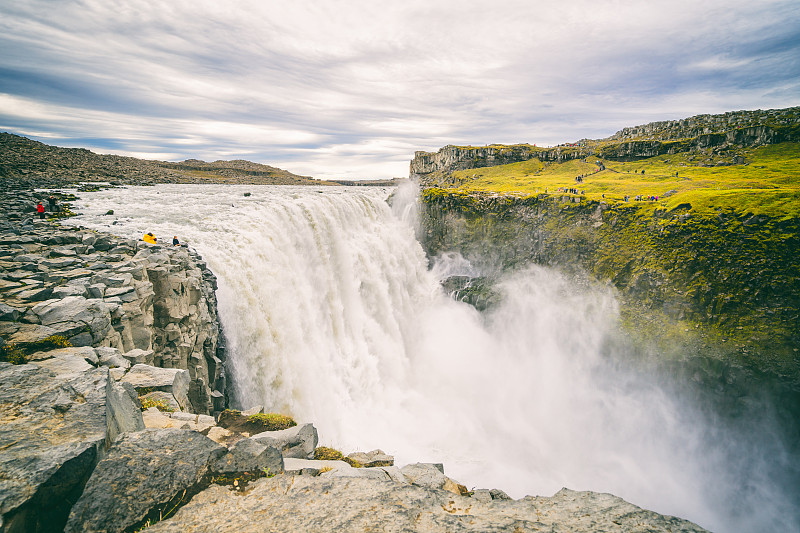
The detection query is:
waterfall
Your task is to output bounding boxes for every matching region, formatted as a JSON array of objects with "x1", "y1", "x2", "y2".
[{"x1": 66, "y1": 184, "x2": 798, "y2": 533}]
